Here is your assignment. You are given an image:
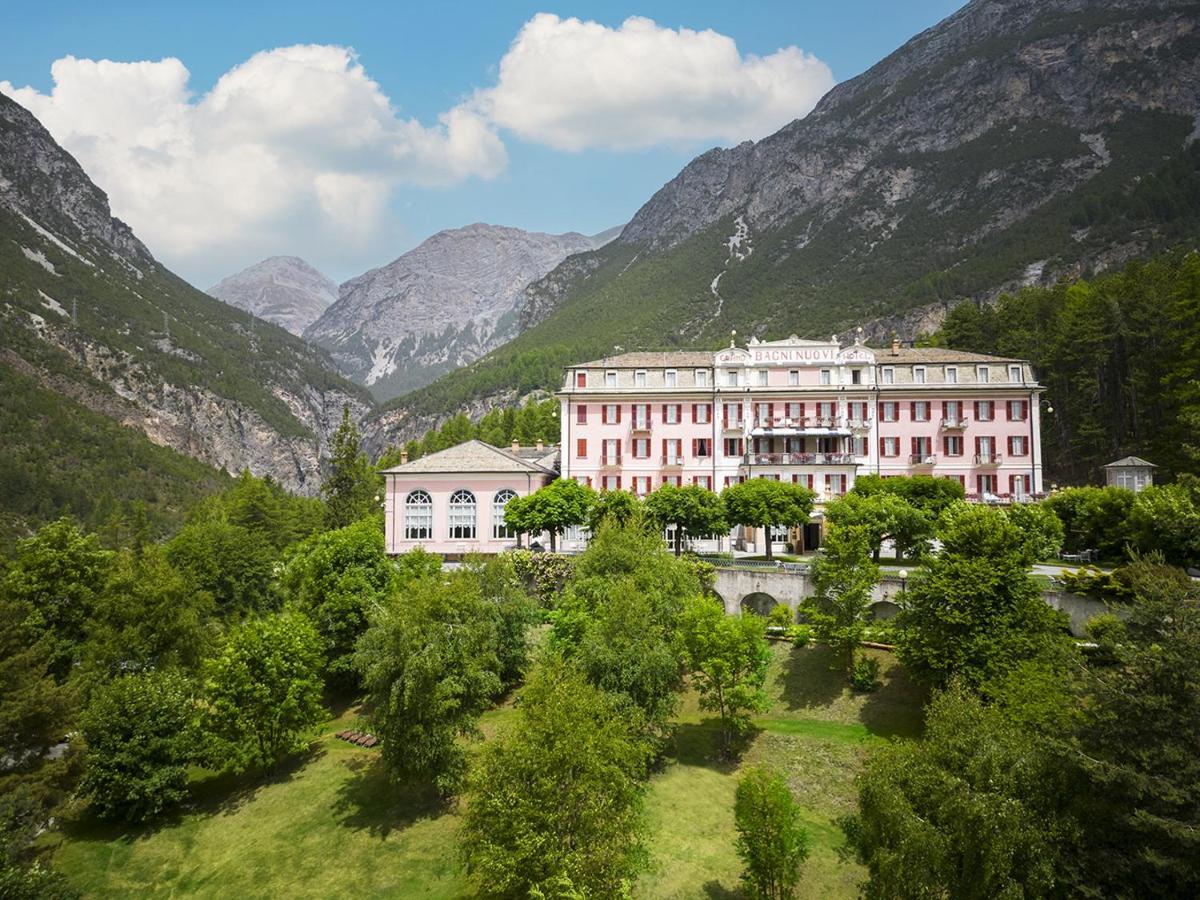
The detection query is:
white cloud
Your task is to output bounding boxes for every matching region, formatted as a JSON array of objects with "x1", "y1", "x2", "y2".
[
  {"x1": 469, "y1": 14, "x2": 835, "y2": 151},
  {"x1": 1, "y1": 46, "x2": 506, "y2": 283}
]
